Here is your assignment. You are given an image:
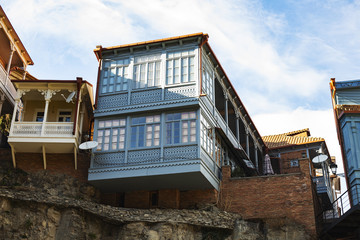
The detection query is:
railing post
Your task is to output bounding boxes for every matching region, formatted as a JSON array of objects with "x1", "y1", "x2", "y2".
[{"x1": 341, "y1": 197, "x2": 344, "y2": 215}]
